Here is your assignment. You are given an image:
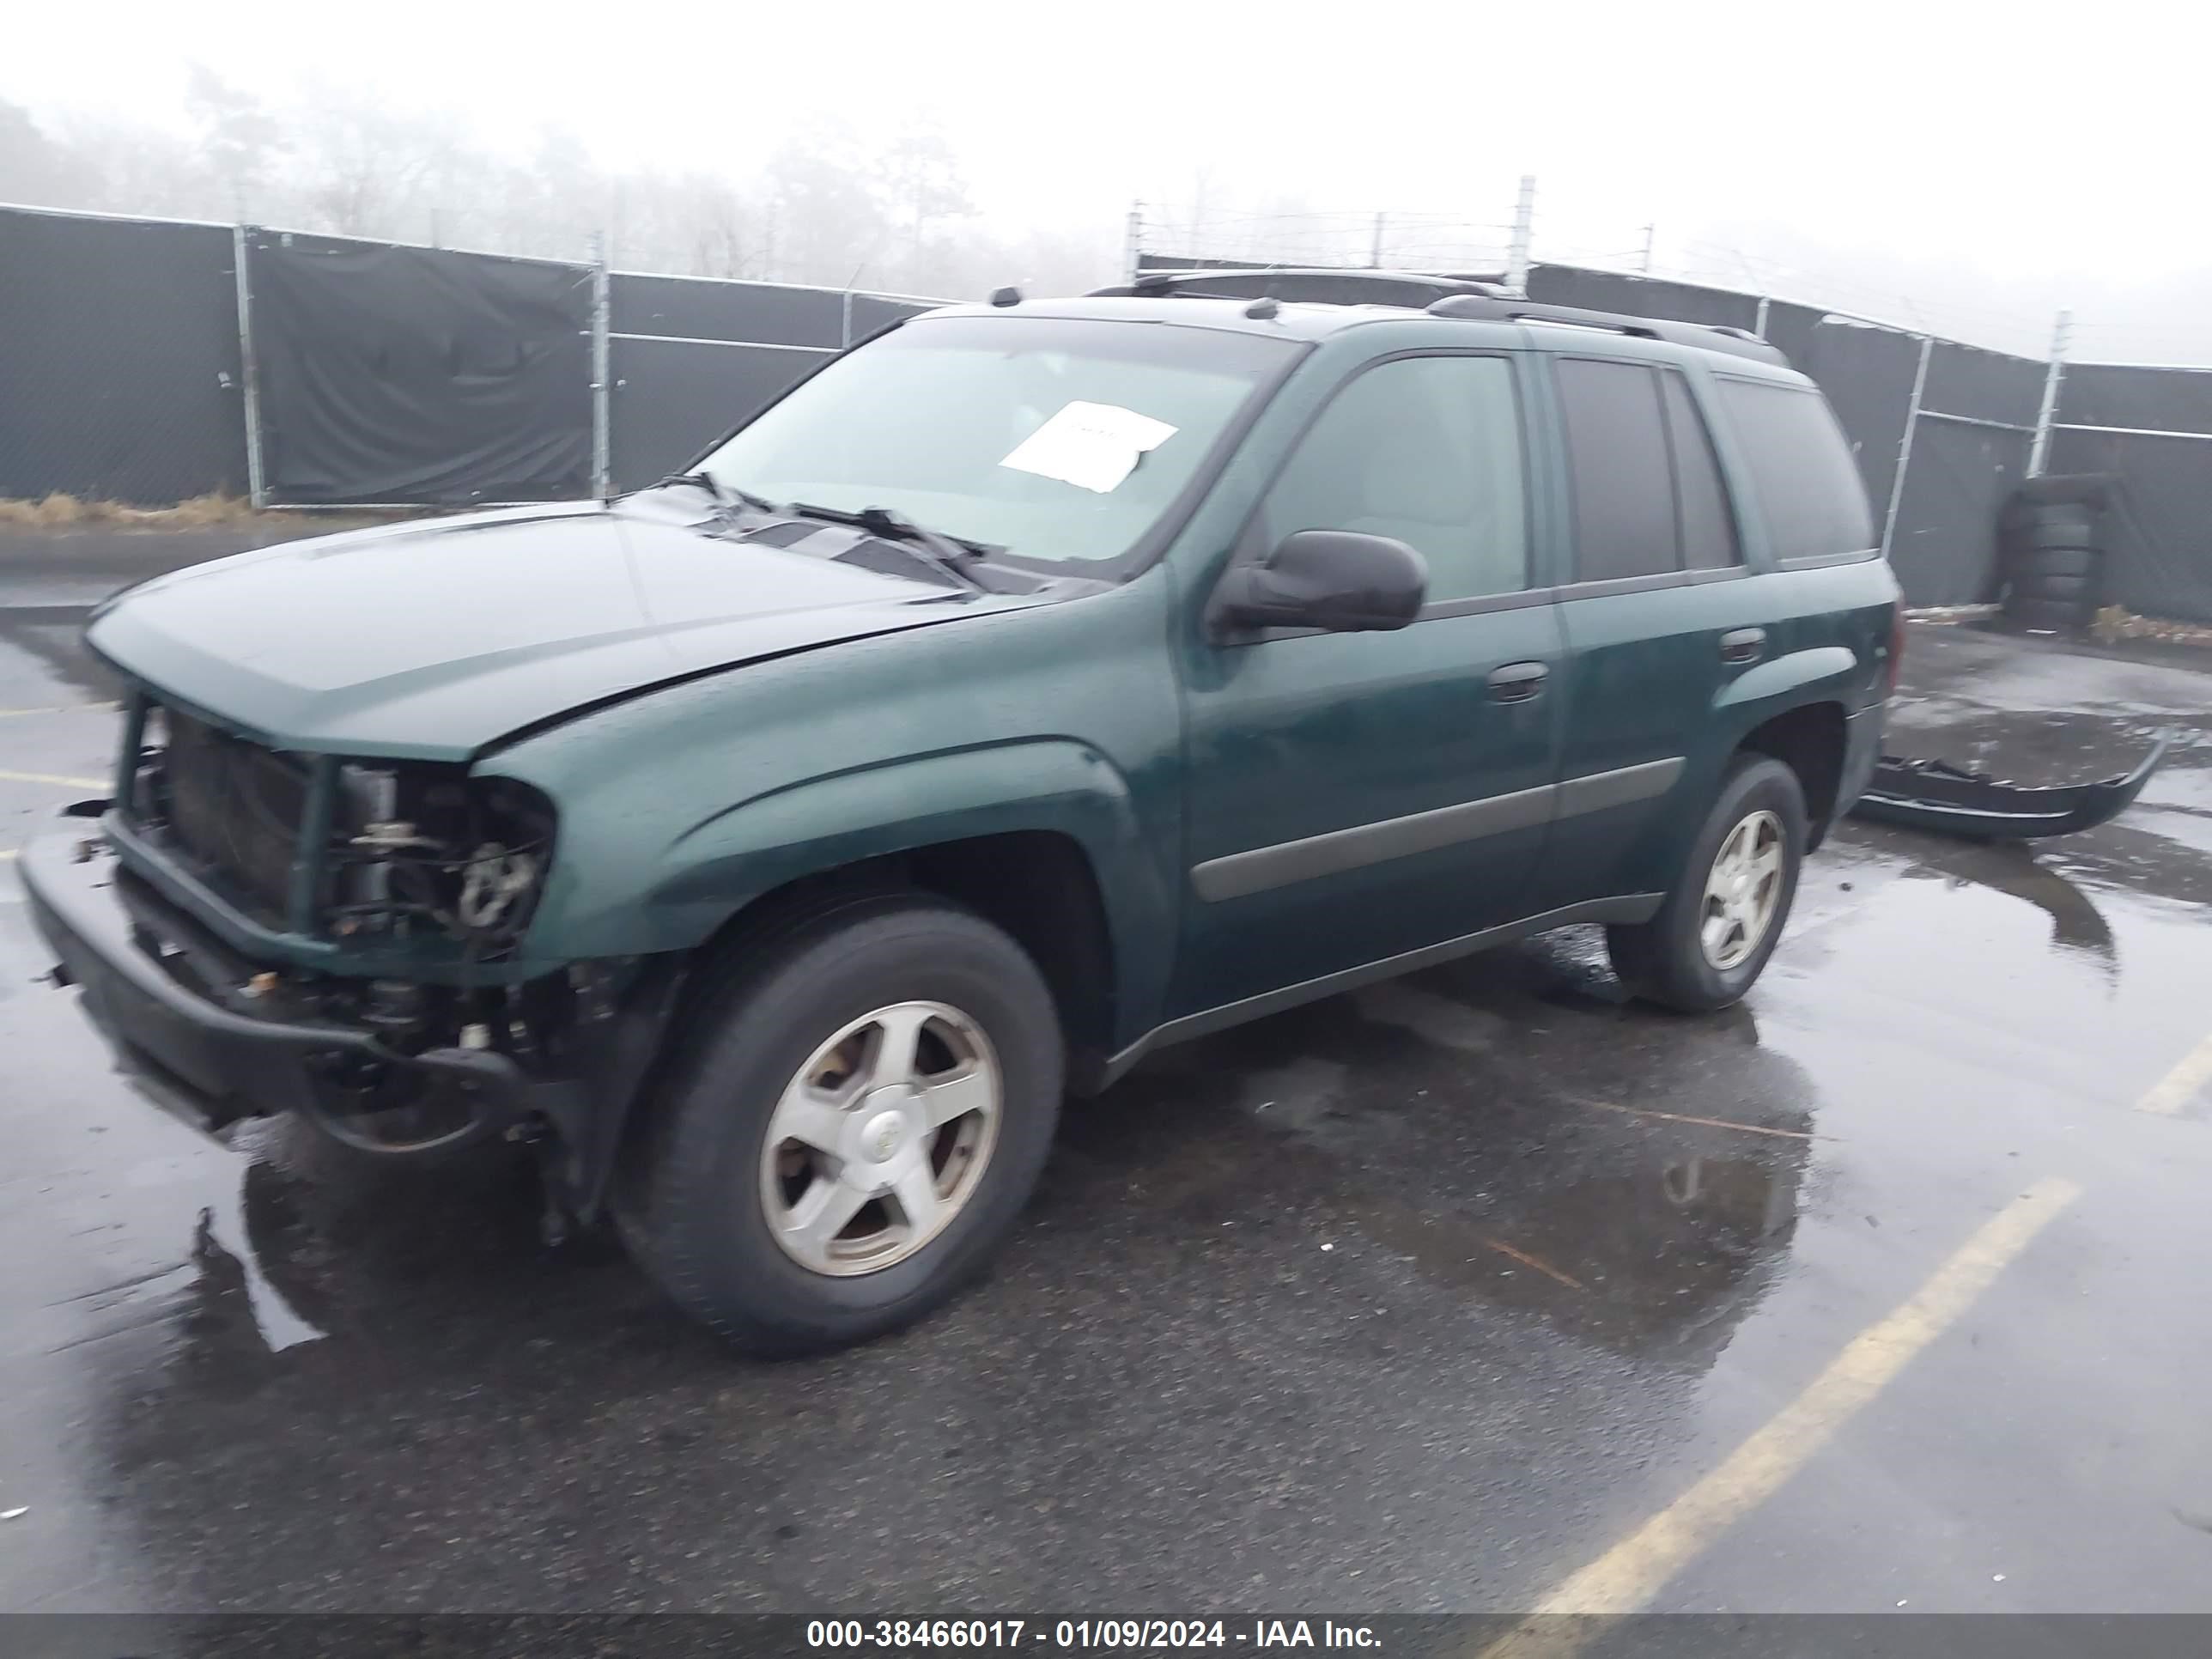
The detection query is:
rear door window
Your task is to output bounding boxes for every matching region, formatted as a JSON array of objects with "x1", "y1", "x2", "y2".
[
  {"x1": 1556, "y1": 358, "x2": 1678, "y2": 582},
  {"x1": 1712, "y1": 379, "x2": 1875, "y2": 561}
]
